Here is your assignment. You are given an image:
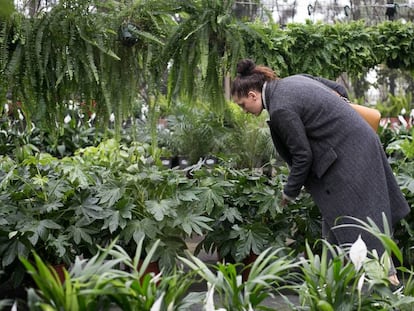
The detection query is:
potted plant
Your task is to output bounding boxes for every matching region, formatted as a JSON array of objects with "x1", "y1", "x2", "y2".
[
  {"x1": 193, "y1": 164, "x2": 289, "y2": 266},
  {"x1": 22, "y1": 238, "x2": 203, "y2": 310},
  {"x1": 71, "y1": 139, "x2": 214, "y2": 272},
  {"x1": 0, "y1": 153, "x2": 78, "y2": 293},
  {"x1": 179, "y1": 246, "x2": 300, "y2": 310},
  {"x1": 119, "y1": 162, "x2": 214, "y2": 272}
]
